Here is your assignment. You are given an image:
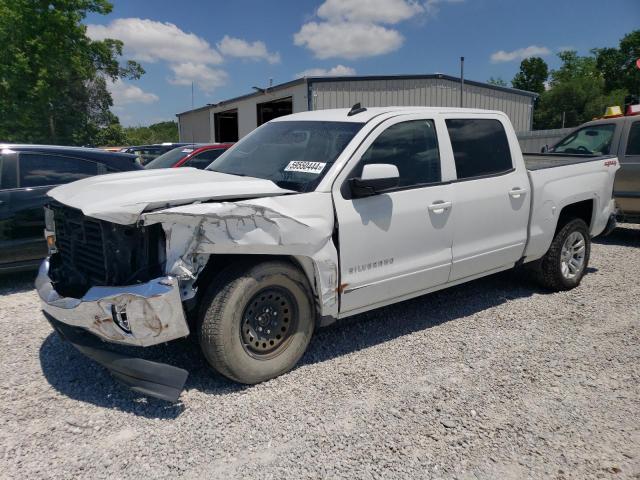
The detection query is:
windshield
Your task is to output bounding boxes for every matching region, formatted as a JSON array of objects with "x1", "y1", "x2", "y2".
[
  {"x1": 206, "y1": 121, "x2": 363, "y2": 192},
  {"x1": 551, "y1": 124, "x2": 616, "y2": 155},
  {"x1": 145, "y1": 146, "x2": 195, "y2": 169}
]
